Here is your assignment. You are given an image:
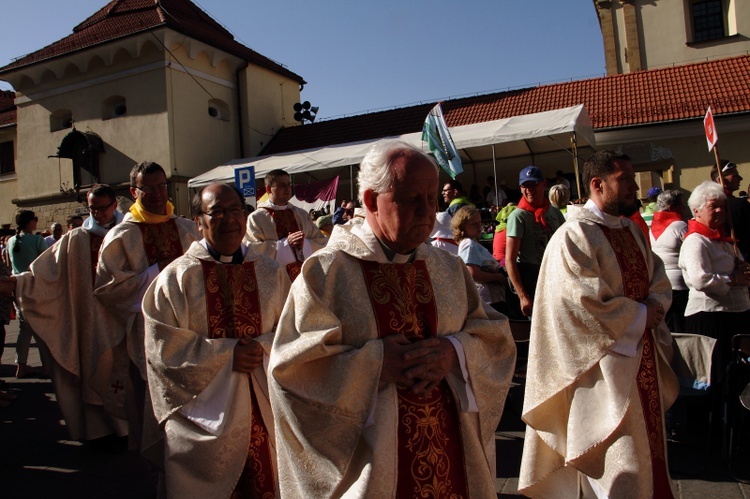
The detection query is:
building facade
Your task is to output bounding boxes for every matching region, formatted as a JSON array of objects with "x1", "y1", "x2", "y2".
[
  {"x1": 0, "y1": 0, "x2": 304, "y2": 227},
  {"x1": 595, "y1": 0, "x2": 750, "y2": 75}
]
